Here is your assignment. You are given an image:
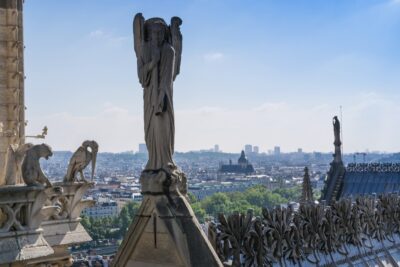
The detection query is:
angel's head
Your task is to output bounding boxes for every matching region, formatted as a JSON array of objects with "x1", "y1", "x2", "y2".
[{"x1": 145, "y1": 18, "x2": 168, "y2": 46}]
